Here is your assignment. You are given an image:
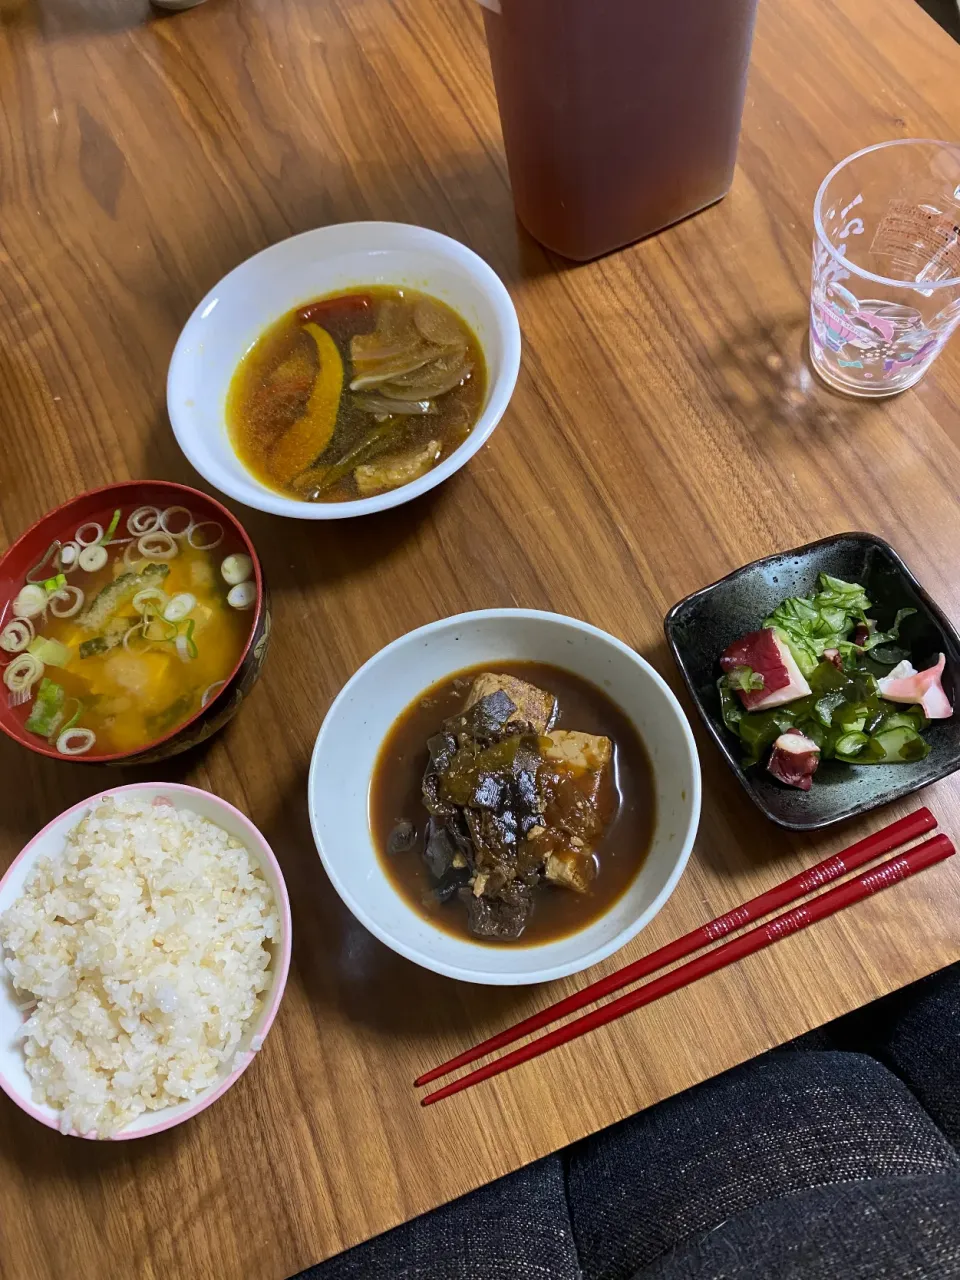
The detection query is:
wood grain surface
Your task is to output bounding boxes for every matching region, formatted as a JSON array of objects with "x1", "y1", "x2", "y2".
[{"x1": 1, "y1": 1, "x2": 960, "y2": 1278}]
